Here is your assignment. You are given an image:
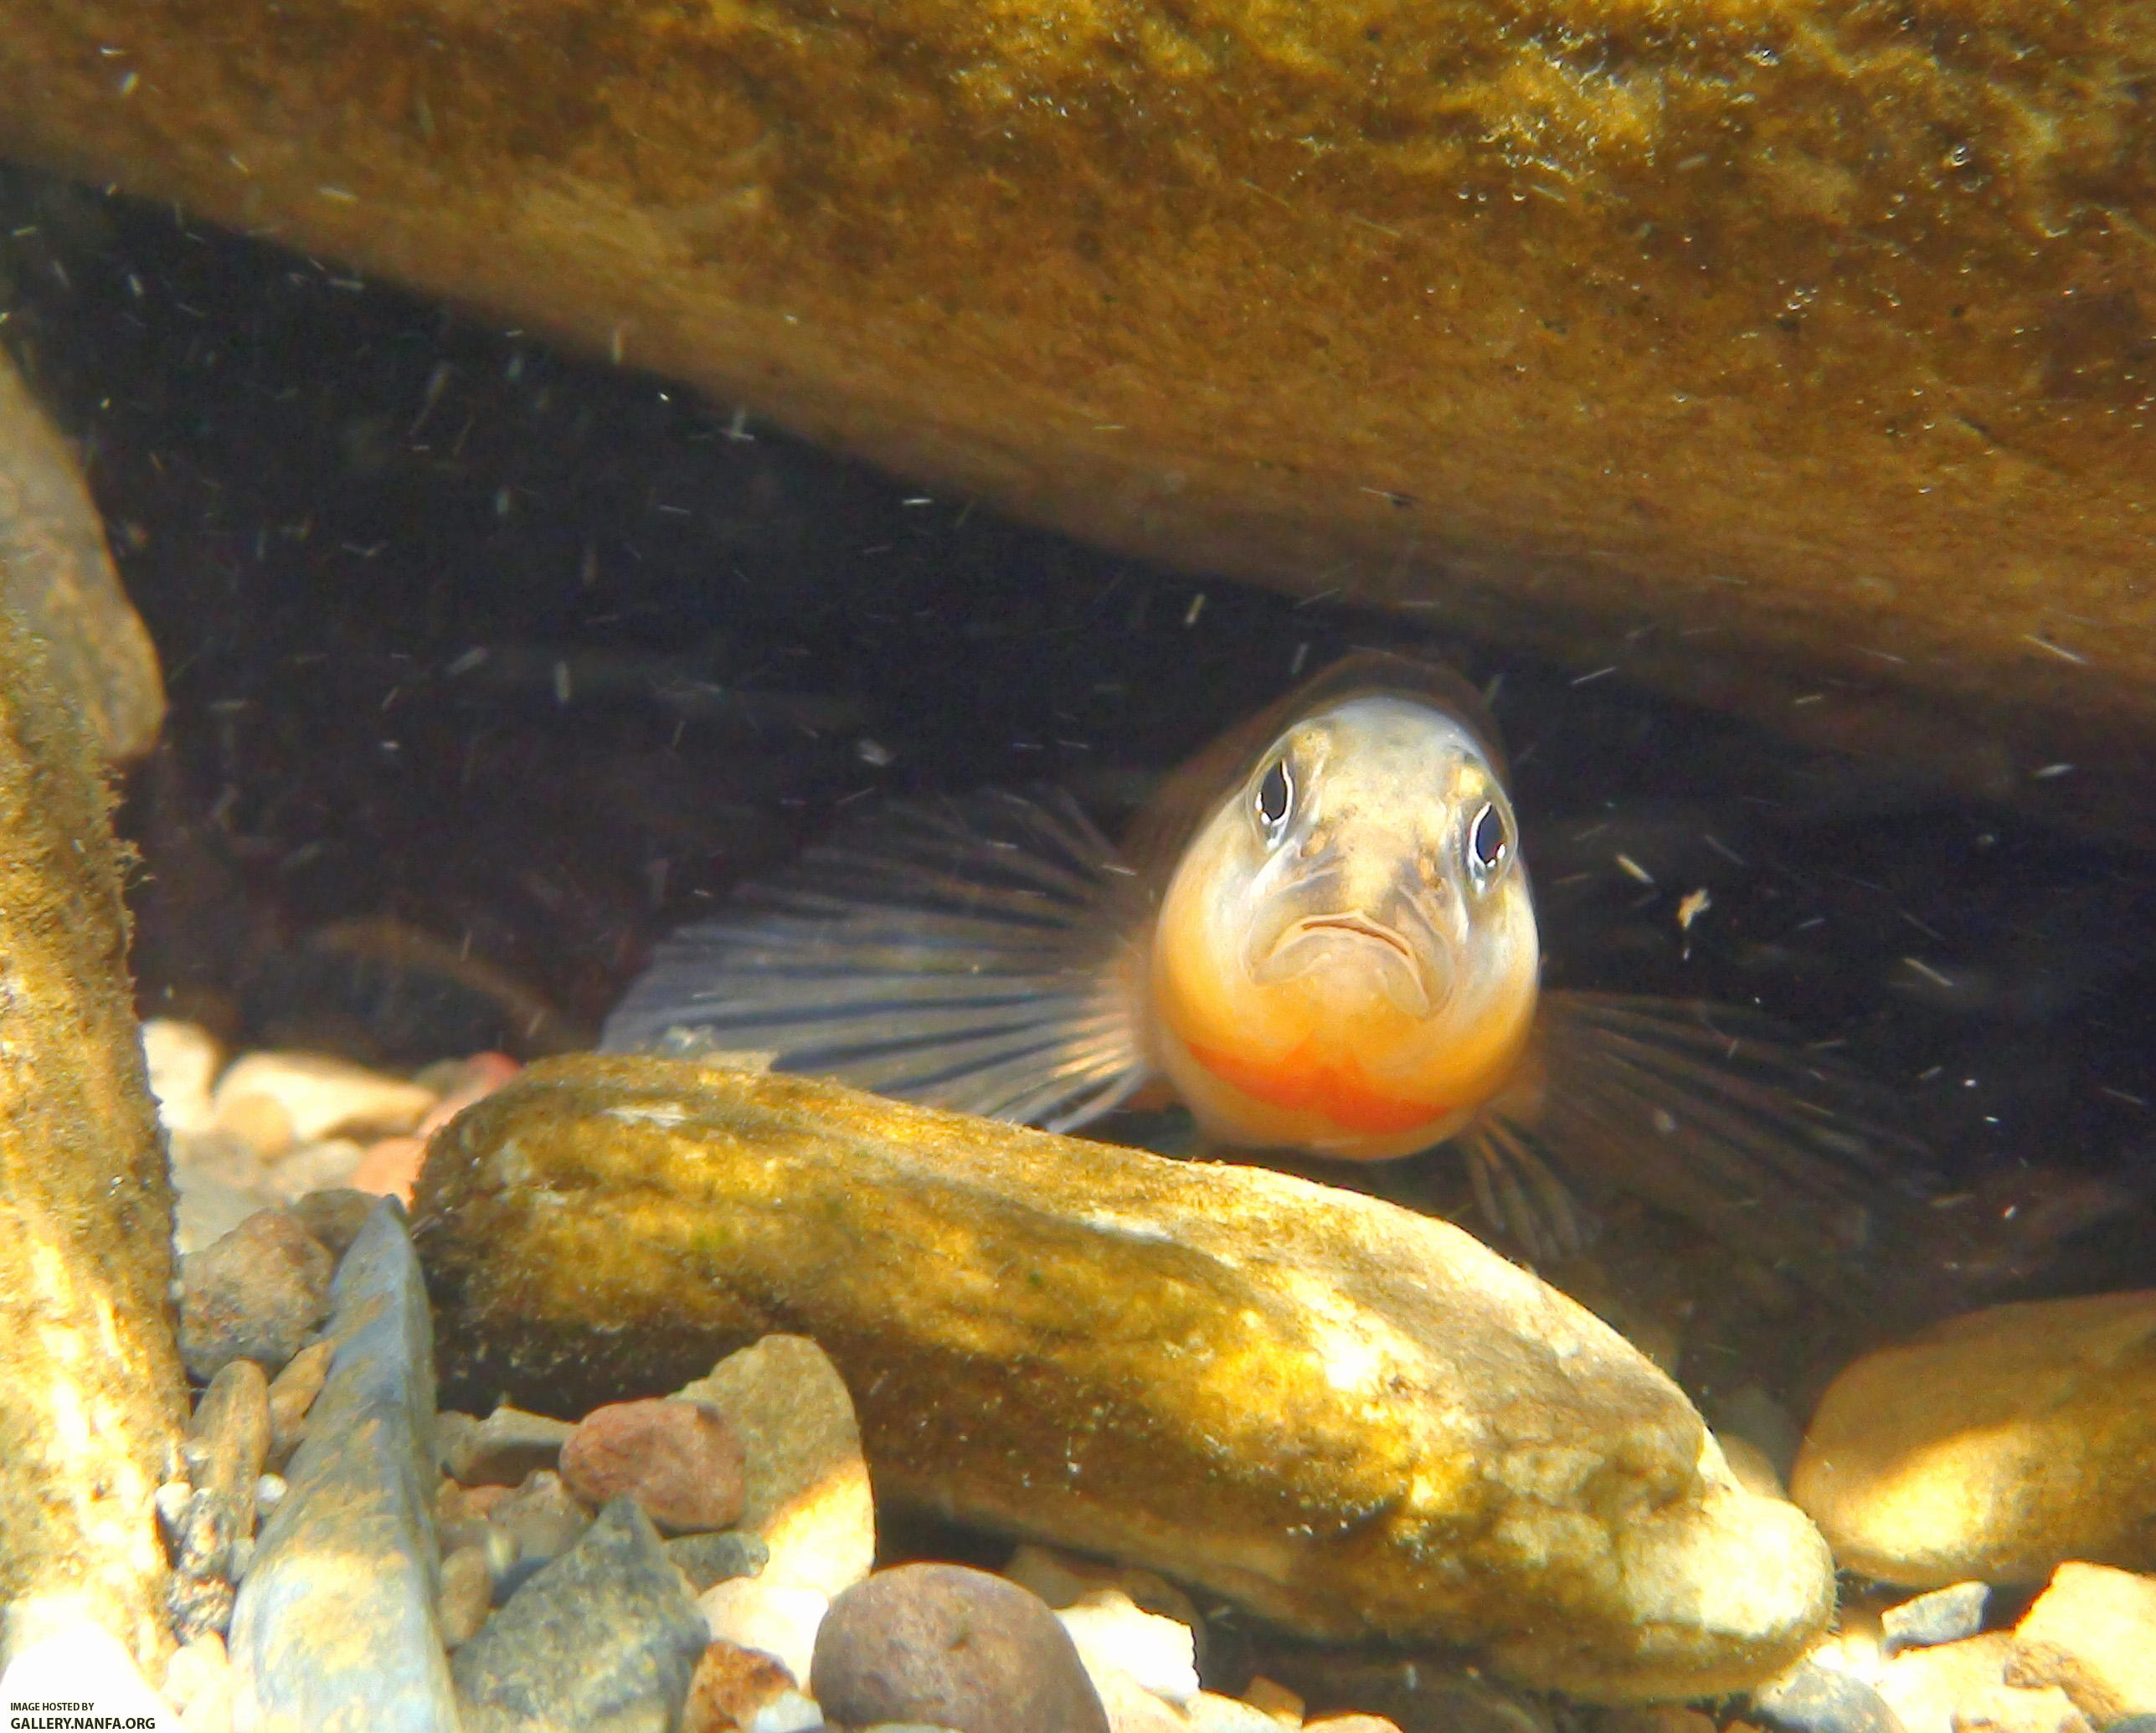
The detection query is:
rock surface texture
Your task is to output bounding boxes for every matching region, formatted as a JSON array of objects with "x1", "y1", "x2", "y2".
[
  {"x1": 0, "y1": 601, "x2": 183, "y2": 1674},
  {"x1": 415, "y1": 1053, "x2": 1836, "y2": 1700},
  {"x1": 1792, "y1": 1289, "x2": 2156, "y2": 1586},
  {"x1": 3, "y1": 0, "x2": 2156, "y2": 832},
  {"x1": 0, "y1": 346, "x2": 163, "y2": 760}
]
